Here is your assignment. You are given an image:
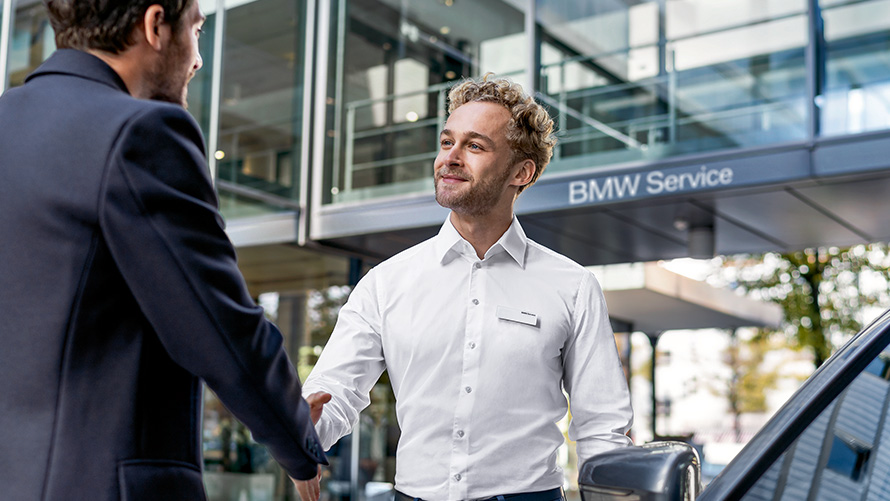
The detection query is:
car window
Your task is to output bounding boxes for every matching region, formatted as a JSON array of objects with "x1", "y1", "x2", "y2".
[{"x1": 740, "y1": 350, "x2": 890, "y2": 500}]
